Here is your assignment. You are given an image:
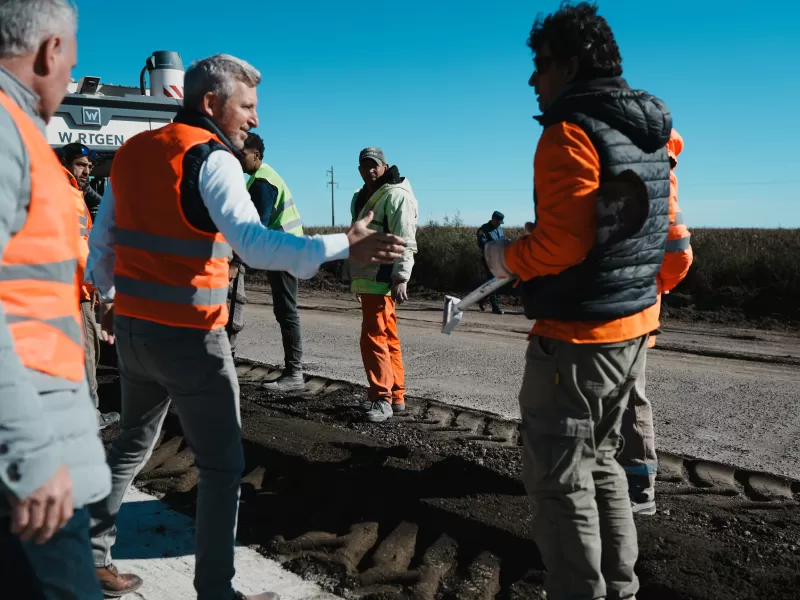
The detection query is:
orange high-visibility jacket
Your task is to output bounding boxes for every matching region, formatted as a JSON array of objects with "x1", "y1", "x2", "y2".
[
  {"x1": 504, "y1": 122, "x2": 662, "y2": 344},
  {"x1": 111, "y1": 123, "x2": 232, "y2": 330},
  {"x1": 660, "y1": 128, "x2": 693, "y2": 292},
  {"x1": 62, "y1": 166, "x2": 94, "y2": 302},
  {"x1": 0, "y1": 91, "x2": 84, "y2": 381},
  {"x1": 649, "y1": 128, "x2": 693, "y2": 348}
]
